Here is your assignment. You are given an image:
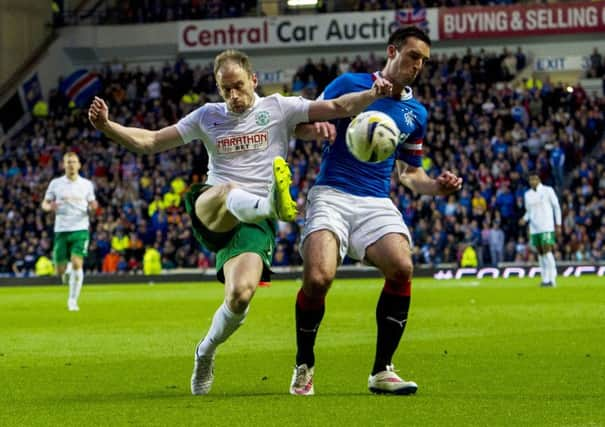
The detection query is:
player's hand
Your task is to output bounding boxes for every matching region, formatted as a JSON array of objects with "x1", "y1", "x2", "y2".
[
  {"x1": 311, "y1": 122, "x2": 337, "y2": 143},
  {"x1": 436, "y1": 171, "x2": 462, "y2": 195},
  {"x1": 88, "y1": 96, "x2": 110, "y2": 130},
  {"x1": 371, "y1": 73, "x2": 393, "y2": 97},
  {"x1": 49, "y1": 201, "x2": 59, "y2": 212},
  {"x1": 519, "y1": 218, "x2": 527, "y2": 226},
  {"x1": 555, "y1": 225, "x2": 562, "y2": 239}
]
